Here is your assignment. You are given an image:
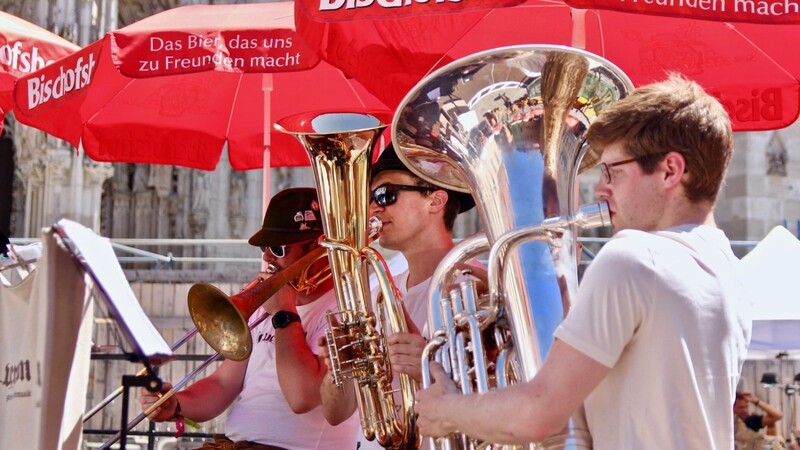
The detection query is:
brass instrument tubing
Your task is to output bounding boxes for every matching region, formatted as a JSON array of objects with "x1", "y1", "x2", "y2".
[
  {"x1": 440, "y1": 294, "x2": 457, "y2": 378},
  {"x1": 486, "y1": 203, "x2": 609, "y2": 314}
]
